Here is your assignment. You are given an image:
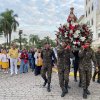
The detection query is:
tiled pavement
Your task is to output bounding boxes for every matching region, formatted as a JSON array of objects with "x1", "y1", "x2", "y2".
[{"x1": 0, "y1": 70, "x2": 100, "y2": 100}]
